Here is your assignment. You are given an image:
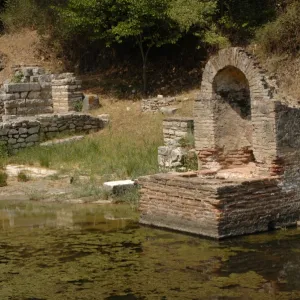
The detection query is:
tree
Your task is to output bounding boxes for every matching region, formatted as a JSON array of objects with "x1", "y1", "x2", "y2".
[{"x1": 56, "y1": 0, "x2": 218, "y2": 93}]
